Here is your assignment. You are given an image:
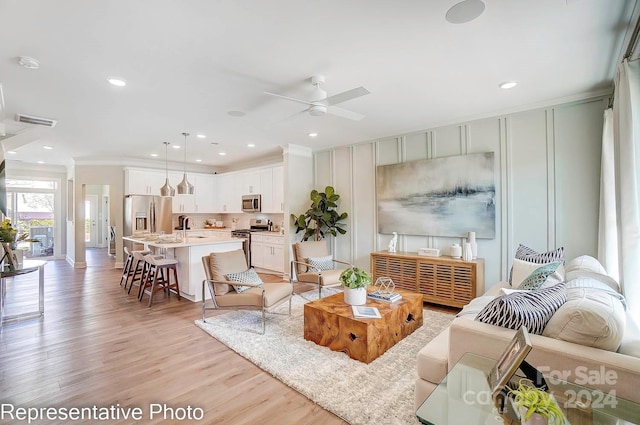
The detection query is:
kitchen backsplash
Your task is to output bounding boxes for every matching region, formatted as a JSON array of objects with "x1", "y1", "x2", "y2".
[{"x1": 172, "y1": 213, "x2": 284, "y2": 231}]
